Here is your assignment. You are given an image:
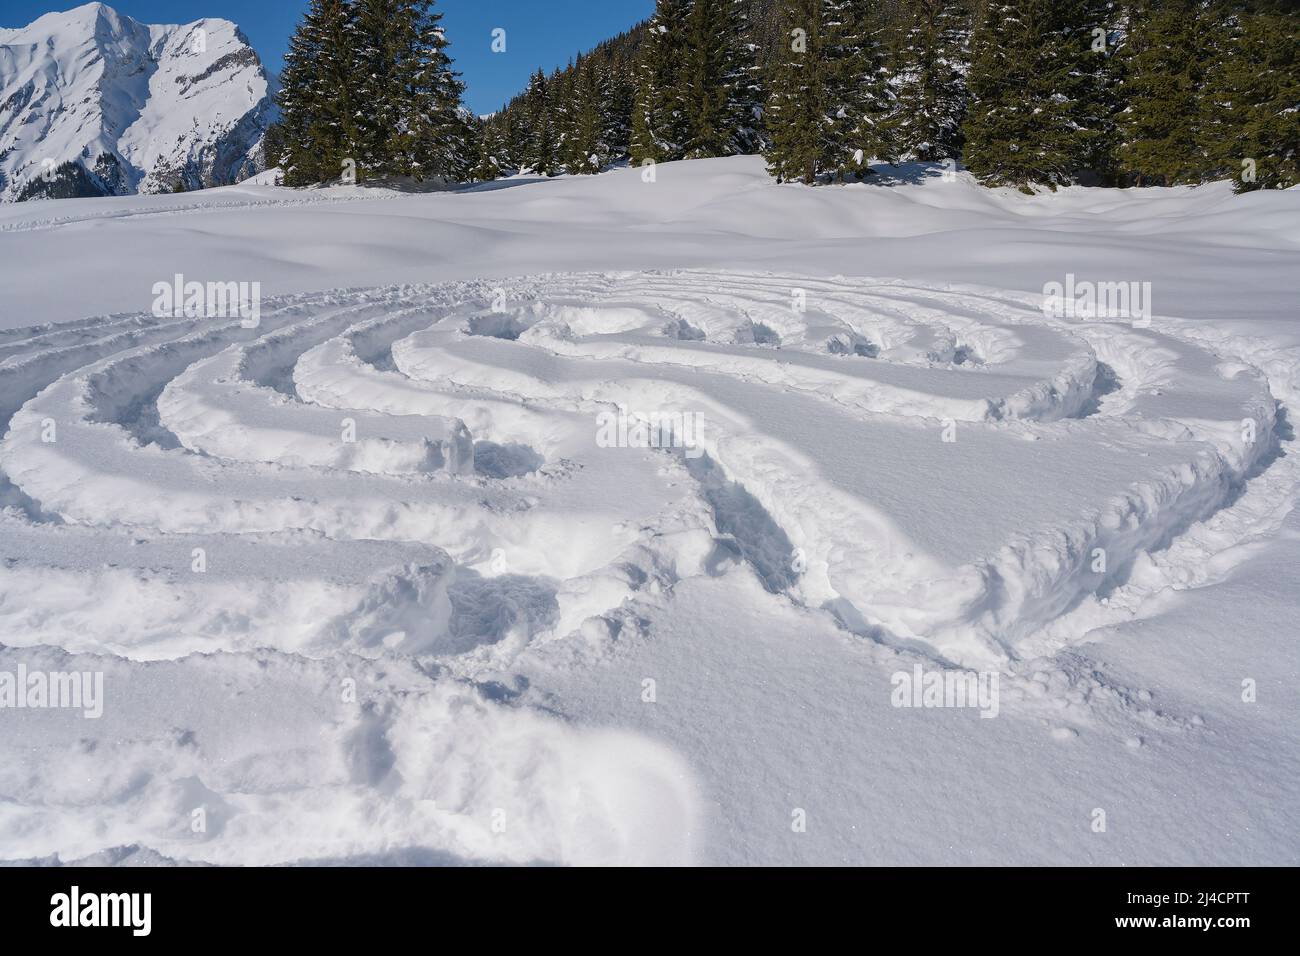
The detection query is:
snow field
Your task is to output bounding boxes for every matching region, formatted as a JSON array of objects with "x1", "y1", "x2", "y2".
[
  {"x1": 0, "y1": 264, "x2": 1292, "y2": 865},
  {"x1": 1, "y1": 269, "x2": 1282, "y2": 670}
]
